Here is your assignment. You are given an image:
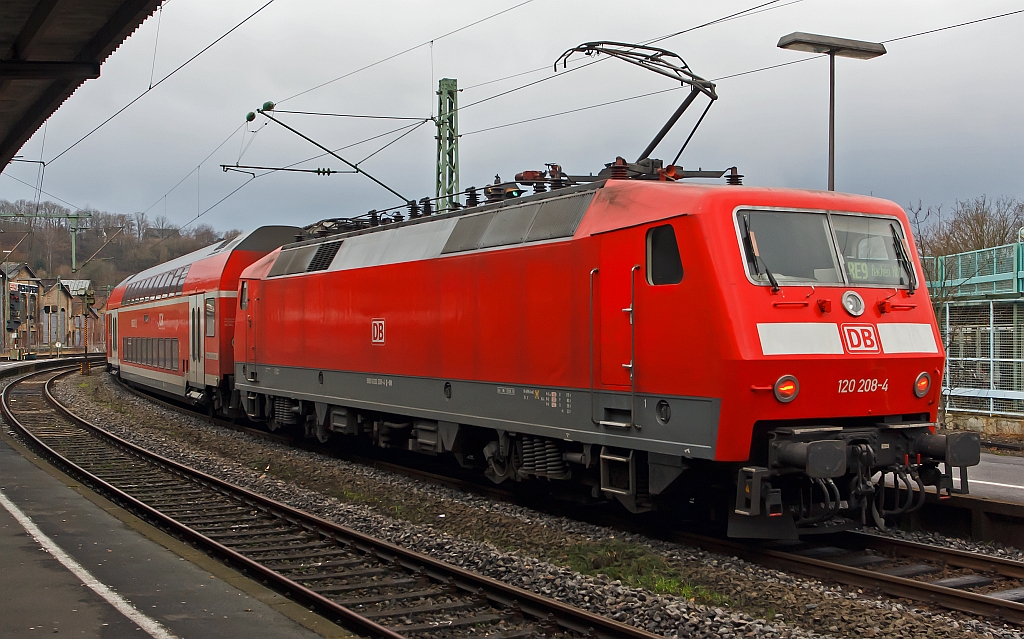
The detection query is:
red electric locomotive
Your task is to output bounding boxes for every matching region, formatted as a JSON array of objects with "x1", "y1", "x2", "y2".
[
  {"x1": 106, "y1": 226, "x2": 300, "y2": 405},
  {"x1": 206, "y1": 175, "x2": 976, "y2": 538}
]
